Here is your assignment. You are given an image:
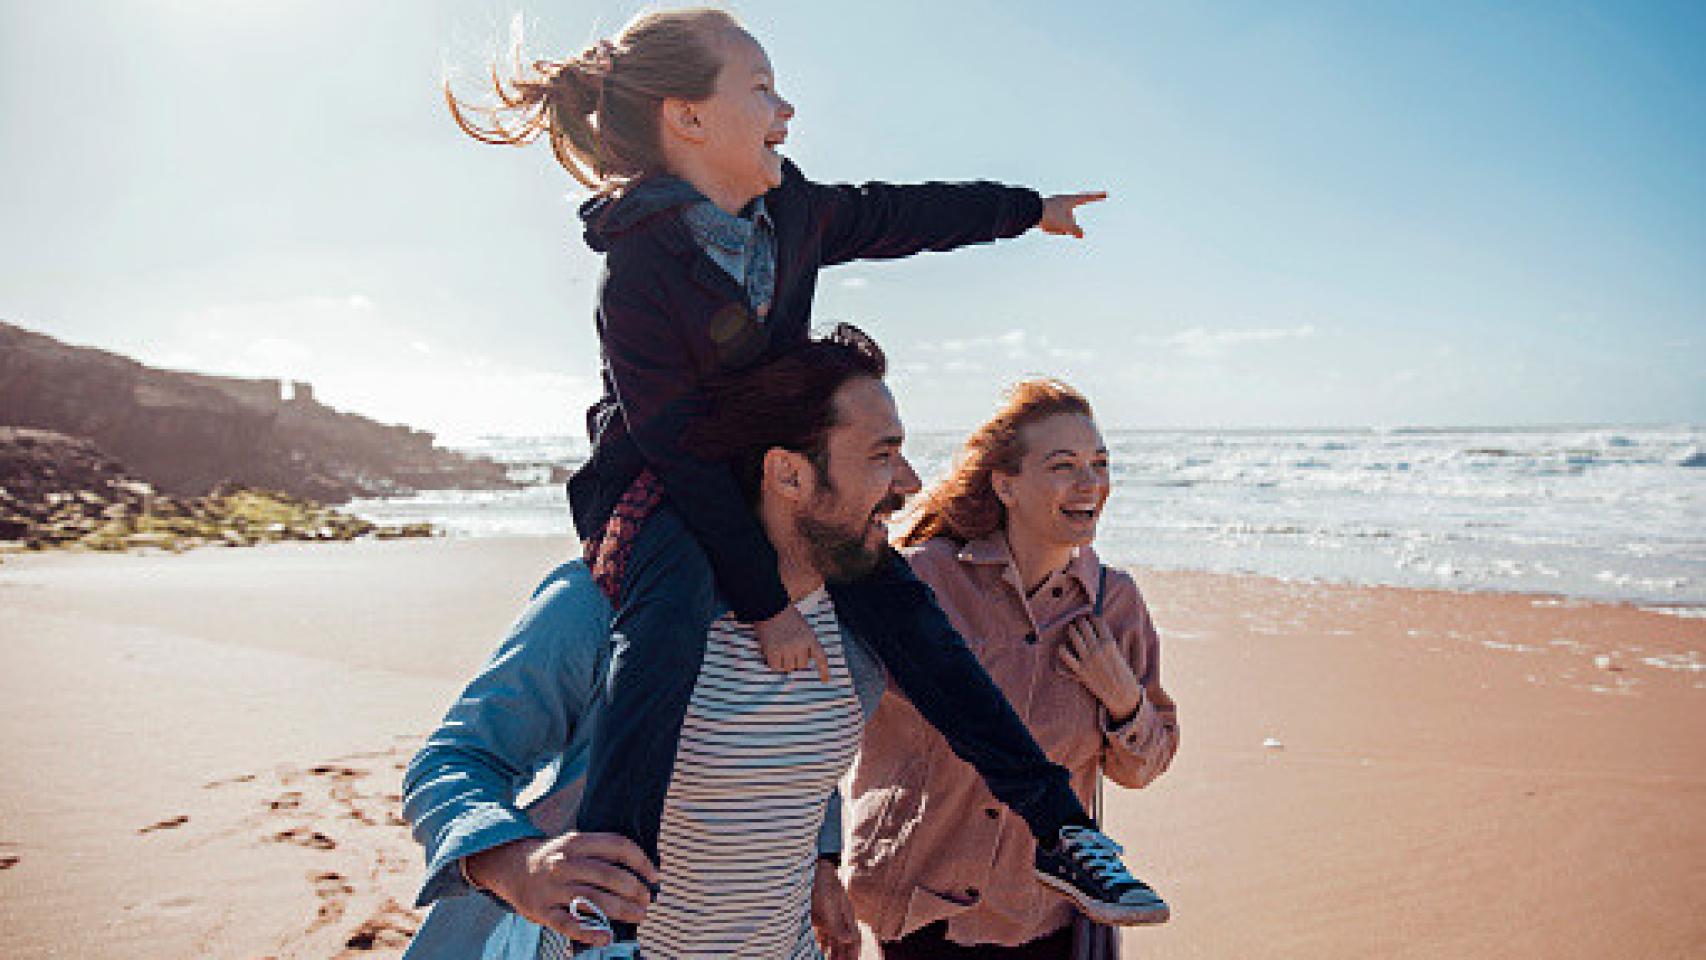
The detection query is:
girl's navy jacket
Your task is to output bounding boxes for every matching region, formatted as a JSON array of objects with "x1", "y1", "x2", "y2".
[{"x1": 568, "y1": 159, "x2": 1043, "y2": 623}]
